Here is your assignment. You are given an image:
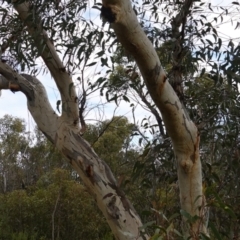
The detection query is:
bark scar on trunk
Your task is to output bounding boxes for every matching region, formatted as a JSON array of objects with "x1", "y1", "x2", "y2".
[
  {"x1": 164, "y1": 100, "x2": 179, "y2": 110},
  {"x1": 190, "y1": 134, "x2": 200, "y2": 163},
  {"x1": 180, "y1": 159, "x2": 193, "y2": 173},
  {"x1": 107, "y1": 195, "x2": 121, "y2": 219}
]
